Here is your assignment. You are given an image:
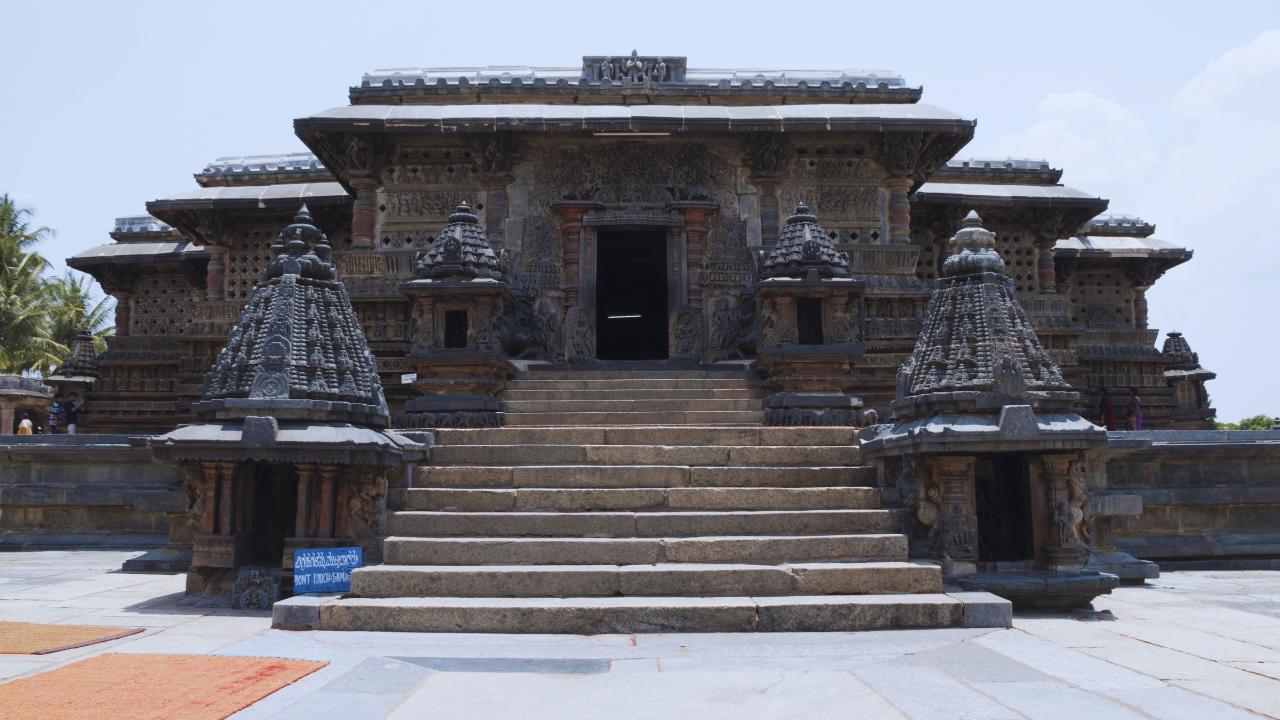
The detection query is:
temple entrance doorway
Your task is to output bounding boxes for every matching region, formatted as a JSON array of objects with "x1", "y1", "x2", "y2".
[
  {"x1": 248, "y1": 463, "x2": 296, "y2": 565},
  {"x1": 974, "y1": 453, "x2": 1035, "y2": 564},
  {"x1": 595, "y1": 229, "x2": 669, "y2": 360}
]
